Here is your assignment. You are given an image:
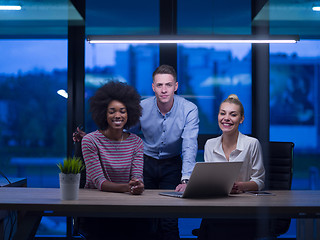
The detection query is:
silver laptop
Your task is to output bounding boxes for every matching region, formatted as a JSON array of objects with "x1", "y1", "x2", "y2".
[{"x1": 159, "y1": 161, "x2": 243, "y2": 198}]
